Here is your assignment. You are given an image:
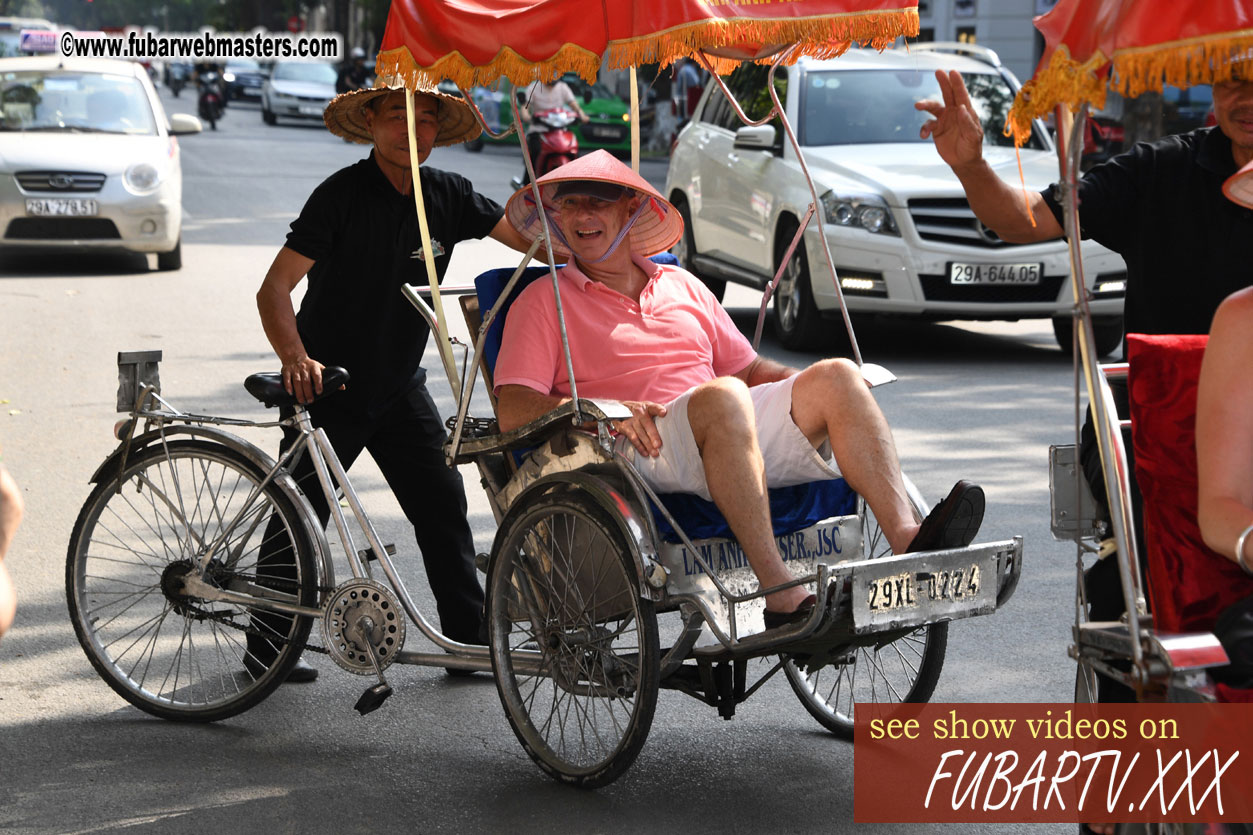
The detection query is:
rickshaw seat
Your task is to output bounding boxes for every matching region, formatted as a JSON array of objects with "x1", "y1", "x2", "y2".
[
  {"x1": 469, "y1": 257, "x2": 858, "y2": 543},
  {"x1": 1127, "y1": 333, "x2": 1253, "y2": 703}
]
